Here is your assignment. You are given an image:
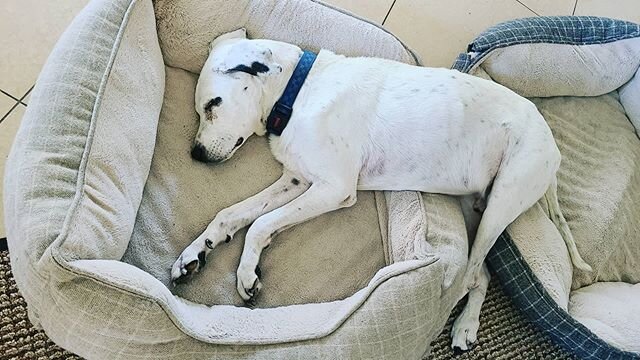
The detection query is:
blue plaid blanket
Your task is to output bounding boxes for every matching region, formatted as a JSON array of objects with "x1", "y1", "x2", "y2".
[{"x1": 453, "y1": 16, "x2": 640, "y2": 73}]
